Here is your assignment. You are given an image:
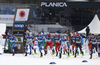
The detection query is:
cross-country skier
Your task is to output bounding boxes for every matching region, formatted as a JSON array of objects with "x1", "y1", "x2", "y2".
[
  {"x1": 44, "y1": 33, "x2": 53, "y2": 55},
  {"x1": 5, "y1": 30, "x2": 17, "y2": 56},
  {"x1": 74, "y1": 33, "x2": 84, "y2": 58},
  {"x1": 54, "y1": 33, "x2": 61, "y2": 56},
  {"x1": 41, "y1": 28, "x2": 44, "y2": 35},
  {"x1": 32, "y1": 33, "x2": 37, "y2": 54},
  {"x1": 65, "y1": 34, "x2": 71, "y2": 55},
  {"x1": 89, "y1": 34, "x2": 97, "y2": 59},
  {"x1": 59, "y1": 35, "x2": 70, "y2": 58},
  {"x1": 25, "y1": 31, "x2": 35, "y2": 56},
  {"x1": 71, "y1": 32, "x2": 76, "y2": 55},
  {"x1": 37, "y1": 33, "x2": 43, "y2": 57},
  {"x1": 96, "y1": 35, "x2": 100, "y2": 57}
]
